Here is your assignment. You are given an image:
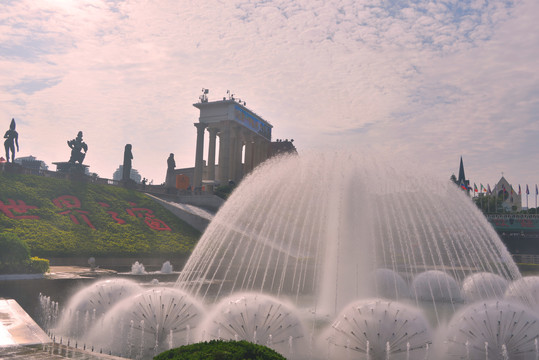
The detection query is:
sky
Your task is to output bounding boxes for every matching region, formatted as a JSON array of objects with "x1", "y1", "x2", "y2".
[{"x1": 1, "y1": 0, "x2": 538, "y2": 198}]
